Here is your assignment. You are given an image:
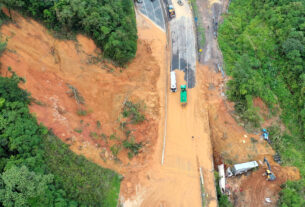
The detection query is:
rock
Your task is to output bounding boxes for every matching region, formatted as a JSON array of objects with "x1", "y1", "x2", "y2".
[{"x1": 105, "y1": 151, "x2": 109, "y2": 158}]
